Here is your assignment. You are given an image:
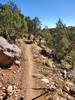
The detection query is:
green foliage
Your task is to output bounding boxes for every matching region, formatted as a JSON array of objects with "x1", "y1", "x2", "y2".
[
  {"x1": 25, "y1": 16, "x2": 33, "y2": 33},
  {"x1": 61, "y1": 60, "x2": 72, "y2": 69},
  {"x1": 40, "y1": 27, "x2": 53, "y2": 47},
  {"x1": 32, "y1": 17, "x2": 41, "y2": 36},
  {"x1": 68, "y1": 50, "x2": 75, "y2": 60},
  {"x1": 25, "y1": 16, "x2": 41, "y2": 37},
  {"x1": 56, "y1": 18, "x2": 66, "y2": 29},
  {"x1": 52, "y1": 19, "x2": 71, "y2": 60},
  {"x1": 68, "y1": 29, "x2": 75, "y2": 50},
  {"x1": 7, "y1": 0, "x2": 18, "y2": 12},
  {"x1": 61, "y1": 51, "x2": 75, "y2": 69},
  {"x1": 61, "y1": 37, "x2": 70, "y2": 54},
  {"x1": 69, "y1": 32, "x2": 75, "y2": 42},
  {"x1": 0, "y1": 1, "x2": 28, "y2": 40}
]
